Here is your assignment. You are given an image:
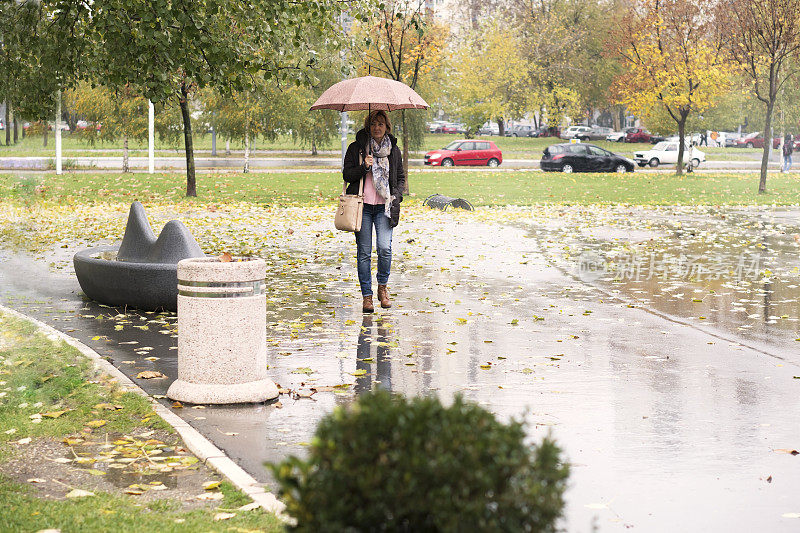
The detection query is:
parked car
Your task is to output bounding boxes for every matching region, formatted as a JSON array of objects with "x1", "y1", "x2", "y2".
[
  {"x1": 424, "y1": 140, "x2": 503, "y2": 167},
  {"x1": 665, "y1": 133, "x2": 701, "y2": 145},
  {"x1": 633, "y1": 141, "x2": 705, "y2": 168},
  {"x1": 649, "y1": 134, "x2": 666, "y2": 144},
  {"x1": 723, "y1": 132, "x2": 742, "y2": 147},
  {"x1": 607, "y1": 128, "x2": 636, "y2": 142},
  {"x1": 436, "y1": 123, "x2": 463, "y2": 134},
  {"x1": 576, "y1": 126, "x2": 615, "y2": 141},
  {"x1": 562, "y1": 125, "x2": 593, "y2": 140},
  {"x1": 428, "y1": 120, "x2": 447, "y2": 133},
  {"x1": 625, "y1": 128, "x2": 652, "y2": 143},
  {"x1": 477, "y1": 122, "x2": 500, "y2": 136},
  {"x1": 504, "y1": 125, "x2": 537, "y2": 137},
  {"x1": 733, "y1": 132, "x2": 780, "y2": 149},
  {"x1": 540, "y1": 143, "x2": 635, "y2": 173},
  {"x1": 532, "y1": 126, "x2": 561, "y2": 138}
]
